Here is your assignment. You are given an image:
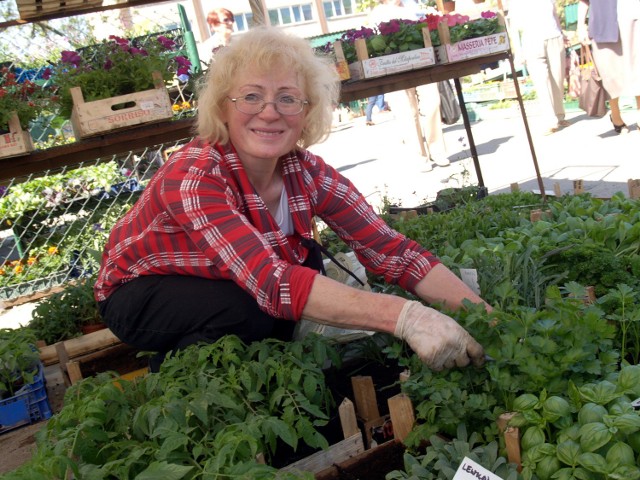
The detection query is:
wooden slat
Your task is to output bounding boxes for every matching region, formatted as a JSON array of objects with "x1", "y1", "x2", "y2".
[
  {"x1": 40, "y1": 328, "x2": 121, "y2": 366},
  {"x1": 351, "y1": 376, "x2": 380, "y2": 422},
  {"x1": 388, "y1": 394, "x2": 415, "y2": 443},
  {"x1": 280, "y1": 433, "x2": 364, "y2": 475},
  {"x1": 338, "y1": 398, "x2": 359, "y2": 438}
]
